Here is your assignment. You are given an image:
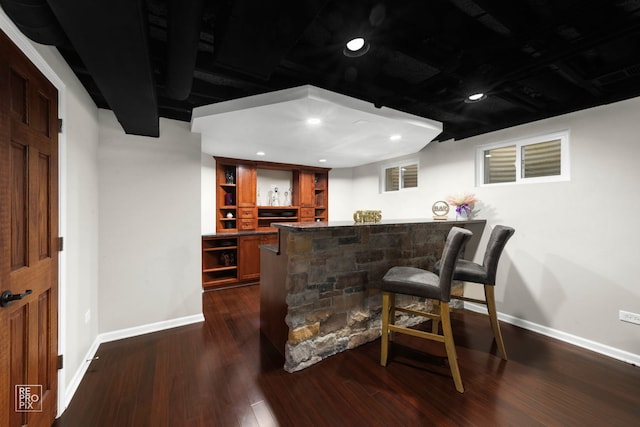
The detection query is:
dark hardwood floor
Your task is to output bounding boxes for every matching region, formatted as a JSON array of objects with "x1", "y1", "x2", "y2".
[{"x1": 54, "y1": 284, "x2": 640, "y2": 426}]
